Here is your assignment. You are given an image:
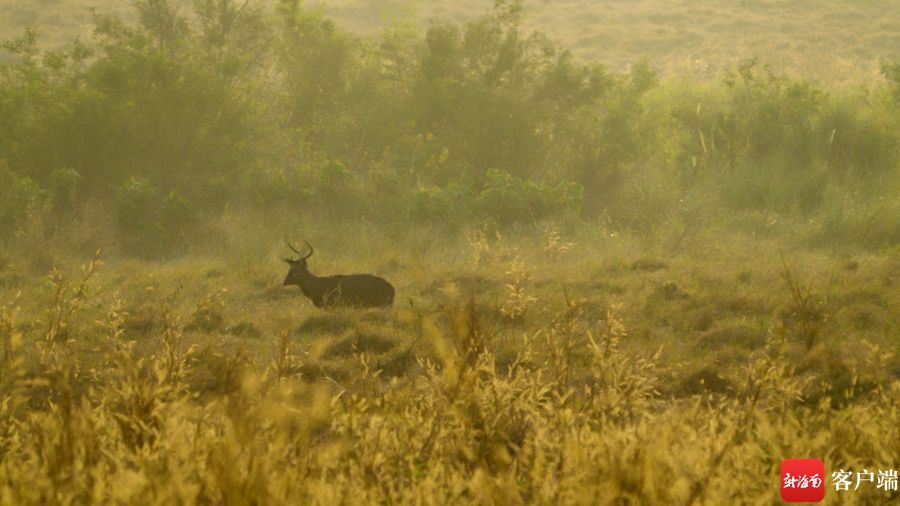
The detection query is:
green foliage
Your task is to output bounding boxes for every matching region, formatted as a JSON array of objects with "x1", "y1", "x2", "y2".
[
  {"x1": 407, "y1": 171, "x2": 583, "y2": 226},
  {"x1": 545, "y1": 60, "x2": 656, "y2": 215},
  {"x1": 0, "y1": 0, "x2": 268, "y2": 203},
  {"x1": 116, "y1": 177, "x2": 157, "y2": 229},
  {"x1": 881, "y1": 61, "x2": 900, "y2": 102},
  {"x1": 477, "y1": 169, "x2": 583, "y2": 224},
  {"x1": 48, "y1": 168, "x2": 81, "y2": 217},
  {"x1": 0, "y1": 30, "x2": 92, "y2": 181},
  {"x1": 819, "y1": 94, "x2": 897, "y2": 181},
  {"x1": 817, "y1": 198, "x2": 900, "y2": 250},
  {"x1": 0, "y1": 174, "x2": 47, "y2": 236},
  {"x1": 318, "y1": 160, "x2": 353, "y2": 198},
  {"x1": 411, "y1": 181, "x2": 474, "y2": 223},
  {"x1": 721, "y1": 60, "x2": 822, "y2": 165},
  {"x1": 159, "y1": 190, "x2": 194, "y2": 244},
  {"x1": 115, "y1": 177, "x2": 159, "y2": 253},
  {"x1": 115, "y1": 177, "x2": 195, "y2": 256},
  {"x1": 0, "y1": 0, "x2": 898, "y2": 254},
  {"x1": 662, "y1": 60, "x2": 899, "y2": 234}
]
